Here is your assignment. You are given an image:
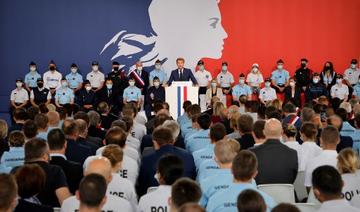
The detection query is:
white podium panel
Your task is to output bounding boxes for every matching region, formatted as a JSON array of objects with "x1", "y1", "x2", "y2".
[{"x1": 165, "y1": 82, "x2": 199, "y2": 120}]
